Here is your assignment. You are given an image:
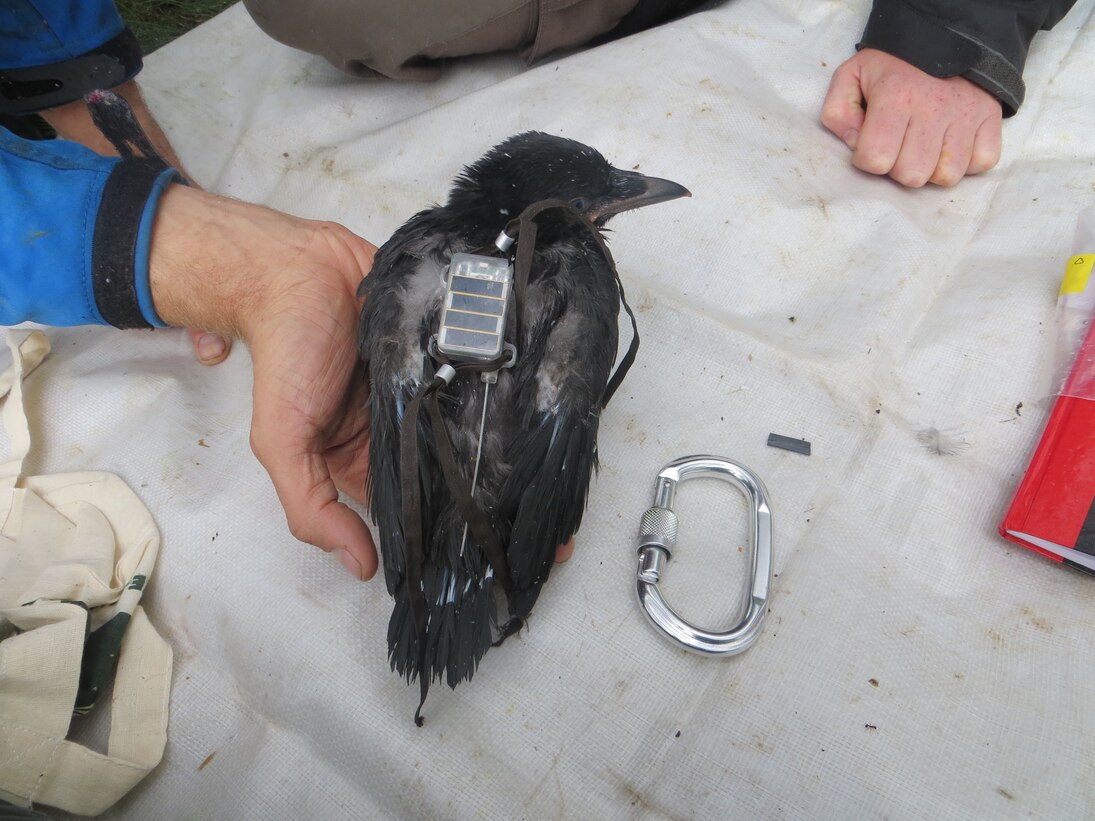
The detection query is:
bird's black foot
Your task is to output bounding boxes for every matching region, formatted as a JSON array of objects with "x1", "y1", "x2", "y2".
[{"x1": 492, "y1": 616, "x2": 525, "y2": 647}]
